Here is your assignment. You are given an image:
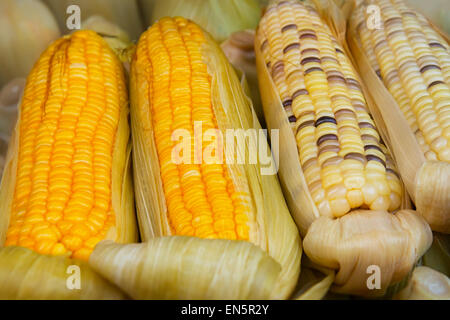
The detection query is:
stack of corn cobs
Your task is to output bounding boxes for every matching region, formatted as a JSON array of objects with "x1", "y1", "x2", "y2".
[{"x1": 0, "y1": 0, "x2": 448, "y2": 300}]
